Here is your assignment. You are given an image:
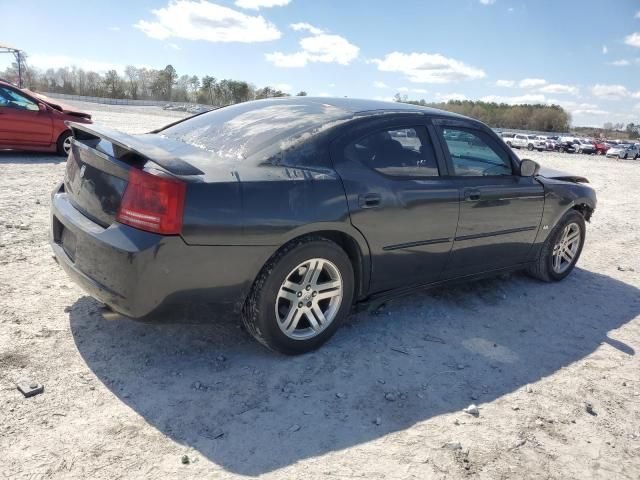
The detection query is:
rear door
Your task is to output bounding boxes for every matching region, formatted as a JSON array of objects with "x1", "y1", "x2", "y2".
[
  {"x1": 331, "y1": 116, "x2": 459, "y2": 293},
  {"x1": 0, "y1": 85, "x2": 53, "y2": 146},
  {"x1": 433, "y1": 120, "x2": 544, "y2": 277}
]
